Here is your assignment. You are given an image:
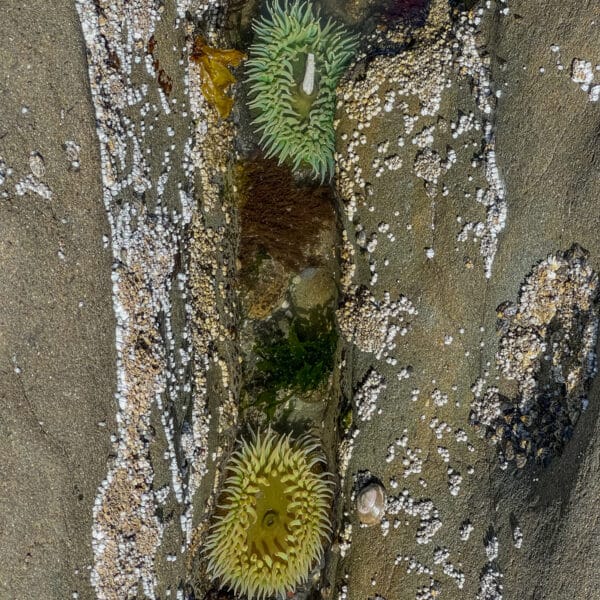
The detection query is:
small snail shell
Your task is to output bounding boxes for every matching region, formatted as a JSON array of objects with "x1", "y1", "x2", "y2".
[{"x1": 356, "y1": 482, "x2": 386, "y2": 525}]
